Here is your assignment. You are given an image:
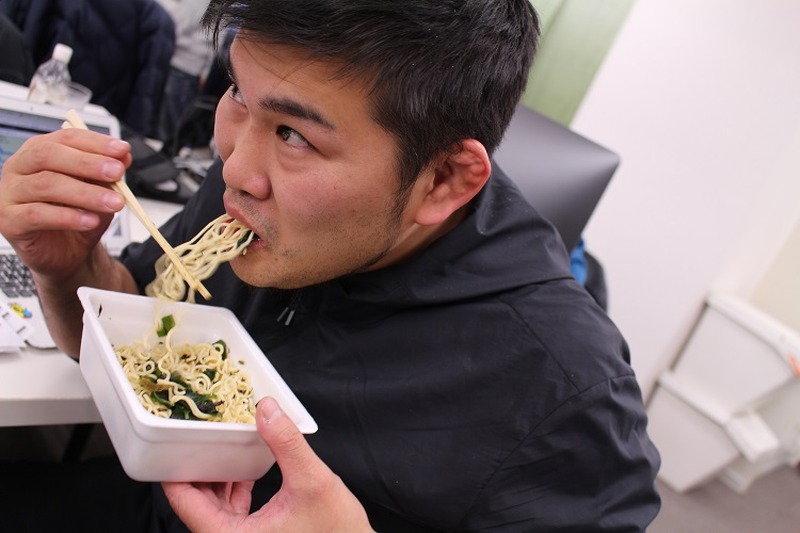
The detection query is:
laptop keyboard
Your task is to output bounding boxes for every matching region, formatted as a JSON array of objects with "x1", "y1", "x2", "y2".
[{"x1": 0, "y1": 254, "x2": 38, "y2": 298}]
